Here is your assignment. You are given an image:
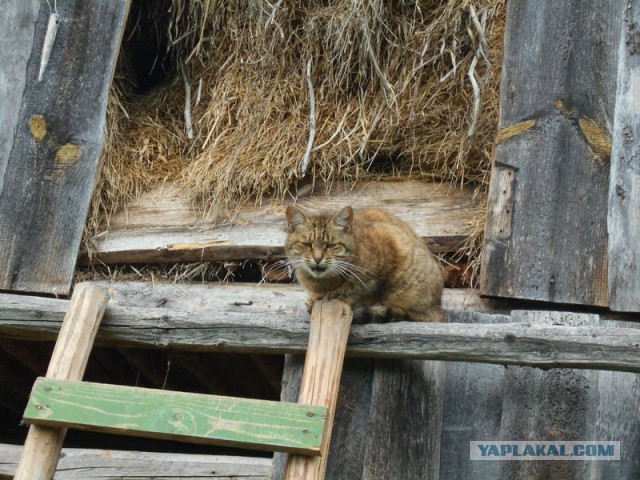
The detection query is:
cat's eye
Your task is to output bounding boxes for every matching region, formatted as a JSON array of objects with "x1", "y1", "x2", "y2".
[
  {"x1": 301, "y1": 242, "x2": 312, "y2": 248},
  {"x1": 327, "y1": 243, "x2": 337, "y2": 248}
]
